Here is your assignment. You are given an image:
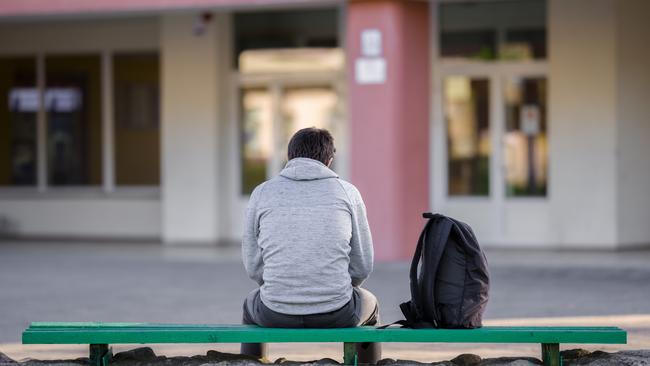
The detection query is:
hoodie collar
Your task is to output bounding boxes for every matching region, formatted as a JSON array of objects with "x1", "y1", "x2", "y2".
[{"x1": 279, "y1": 158, "x2": 338, "y2": 181}]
